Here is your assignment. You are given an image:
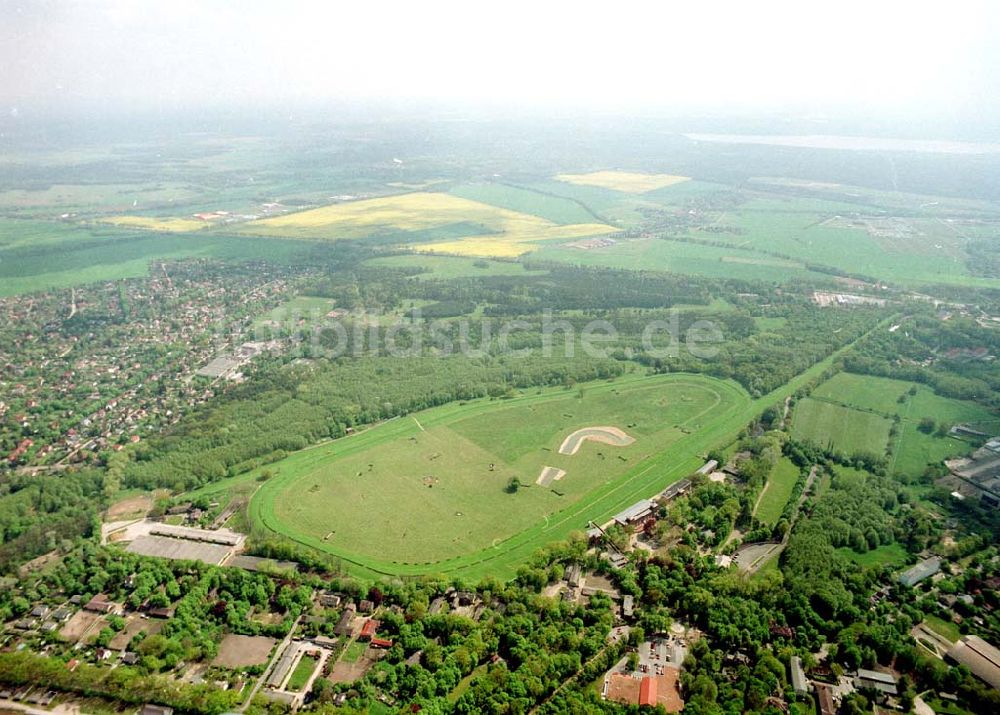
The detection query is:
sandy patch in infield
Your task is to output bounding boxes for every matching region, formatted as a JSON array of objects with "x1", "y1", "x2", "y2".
[{"x1": 558, "y1": 426, "x2": 635, "y2": 456}]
